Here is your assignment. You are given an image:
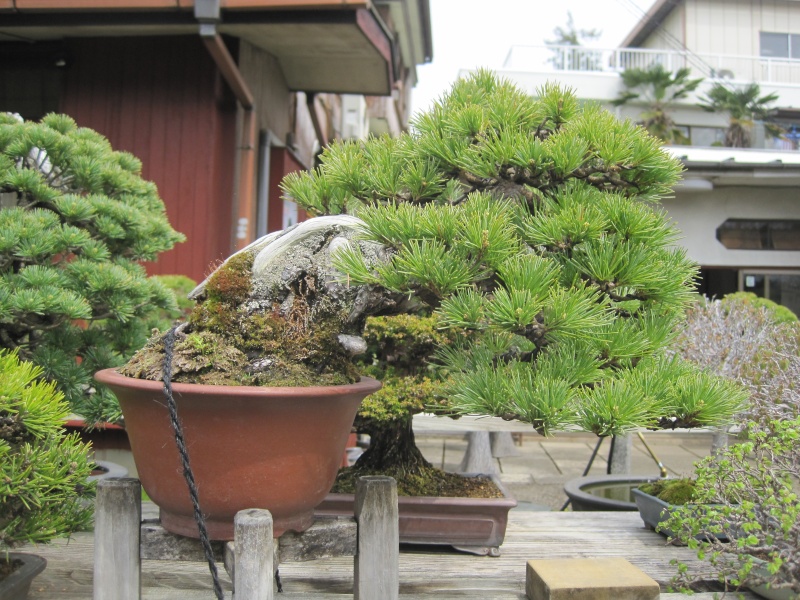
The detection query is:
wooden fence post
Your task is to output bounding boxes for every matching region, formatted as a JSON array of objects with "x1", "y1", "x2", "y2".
[
  {"x1": 354, "y1": 476, "x2": 398, "y2": 600},
  {"x1": 234, "y1": 508, "x2": 274, "y2": 600},
  {"x1": 94, "y1": 478, "x2": 141, "y2": 600}
]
